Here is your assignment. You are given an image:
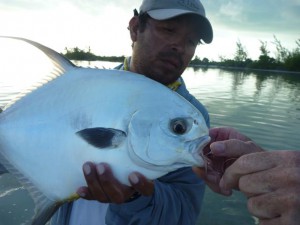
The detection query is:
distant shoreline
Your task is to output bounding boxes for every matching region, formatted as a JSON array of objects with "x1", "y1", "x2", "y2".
[
  {"x1": 63, "y1": 54, "x2": 300, "y2": 74},
  {"x1": 63, "y1": 36, "x2": 300, "y2": 73},
  {"x1": 190, "y1": 64, "x2": 300, "y2": 75},
  {"x1": 69, "y1": 58, "x2": 300, "y2": 75}
]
